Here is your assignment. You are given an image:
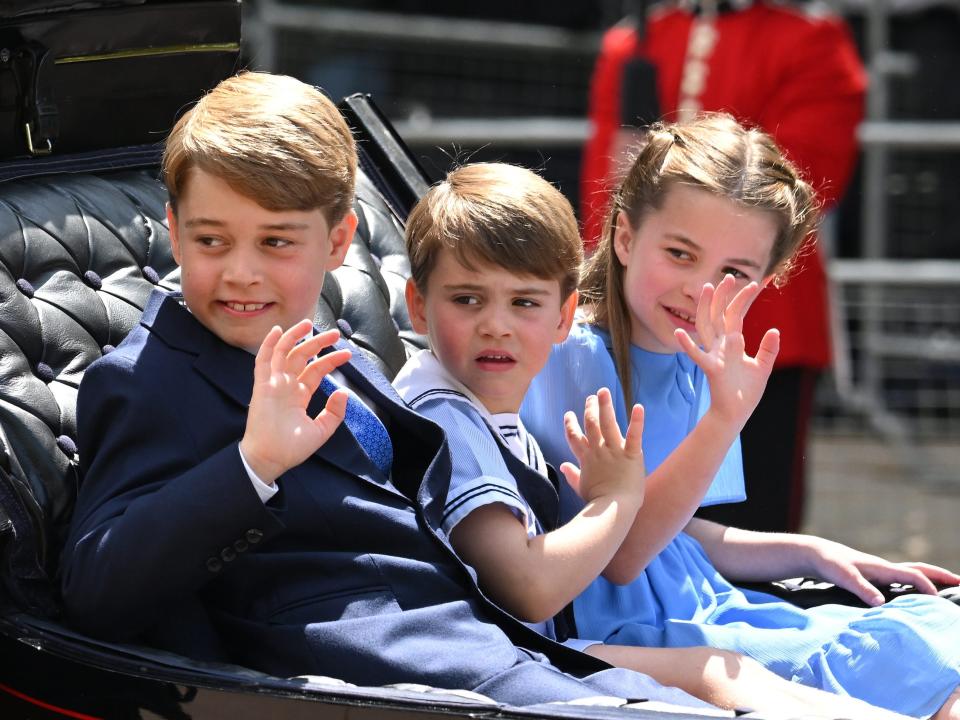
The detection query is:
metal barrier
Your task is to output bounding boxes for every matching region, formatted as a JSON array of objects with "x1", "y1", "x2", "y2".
[
  {"x1": 824, "y1": 259, "x2": 960, "y2": 439},
  {"x1": 245, "y1": 1, "x2": 599, "y2": 119}
]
